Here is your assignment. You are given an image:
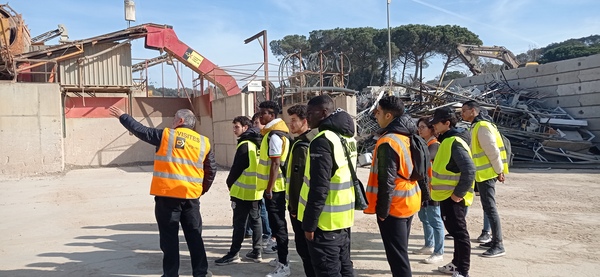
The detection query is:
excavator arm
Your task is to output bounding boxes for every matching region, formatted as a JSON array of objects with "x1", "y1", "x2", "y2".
[{"x1": 456, "y1": 44, "x2": 521, "y2": 75}]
